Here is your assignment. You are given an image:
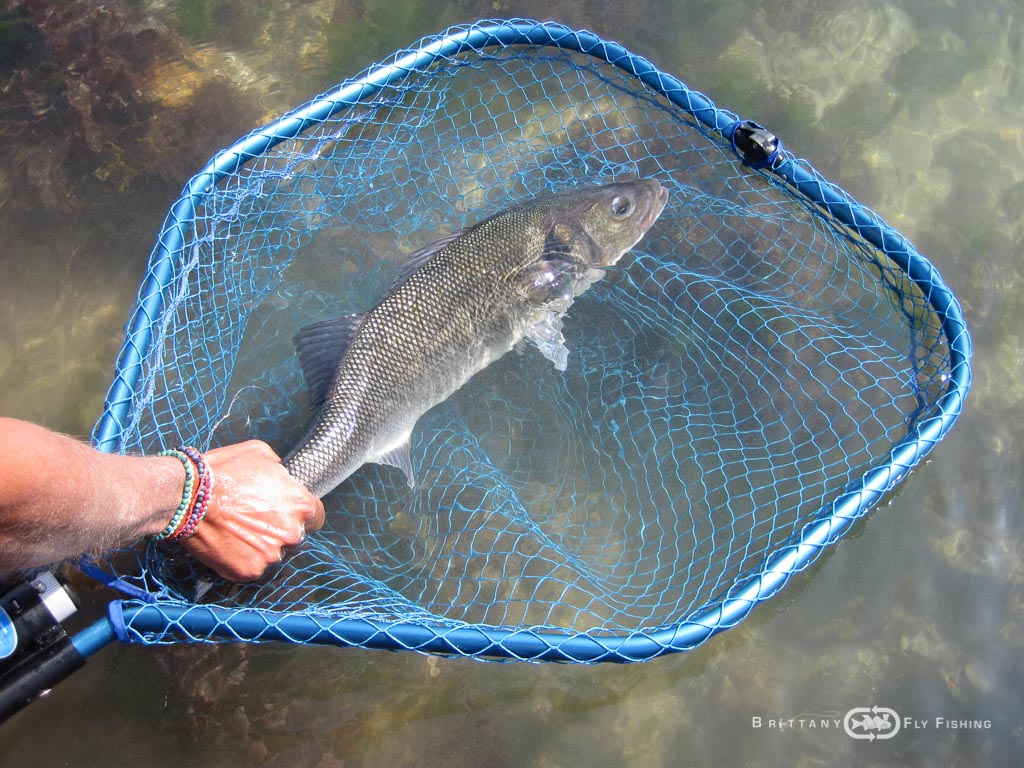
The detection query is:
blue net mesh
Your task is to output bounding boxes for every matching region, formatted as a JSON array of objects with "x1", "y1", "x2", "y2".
[{"x1": 90, "y1": 20, "x2": 970, "y2": 661}]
